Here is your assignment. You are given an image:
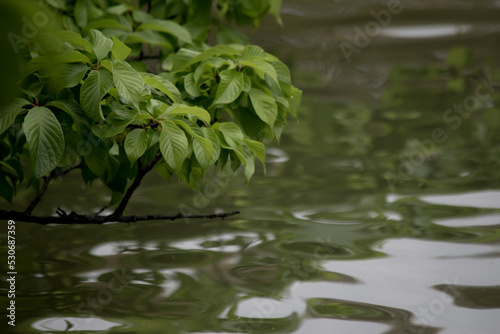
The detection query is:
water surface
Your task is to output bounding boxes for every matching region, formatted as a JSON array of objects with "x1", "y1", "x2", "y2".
[{"x1": 2, "y1": 1, "x2": 500, "y2": 333}]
